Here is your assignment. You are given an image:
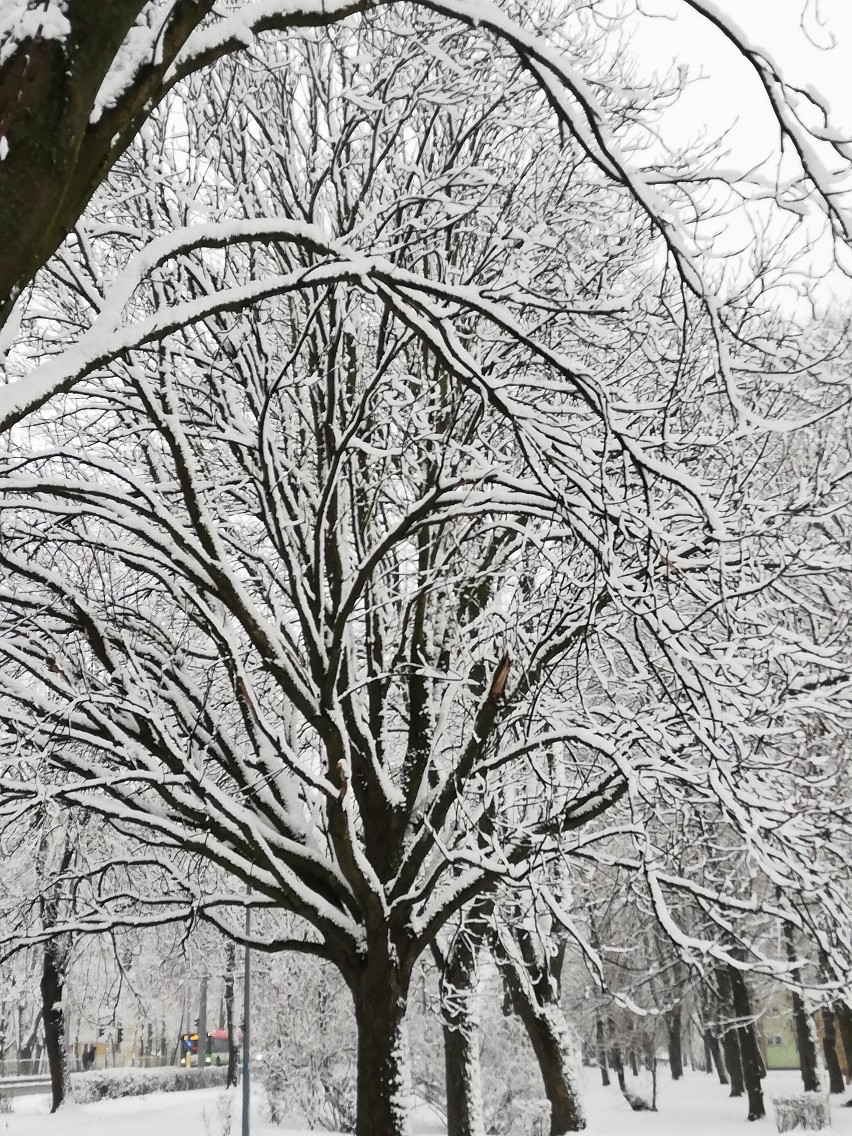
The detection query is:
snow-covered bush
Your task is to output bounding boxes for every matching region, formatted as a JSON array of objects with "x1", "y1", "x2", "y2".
[
  {"x1": 772, "y1": 1093, "x2": 832, "y2": 1132},
  {"x1": 72, "y1": 1065, "x2": 228, "y2": 1103},
  {"x1": 202, "y1": 1090, "x2": 235, "y2": 1136},
  {"x1": 622, "y1": 1086, "x2": 655, "y2": 1113},
  {"x1": 259, "y1": 1059, "x2": 289, "y2": 1126},
  {"x1": 409, "y1": 957, "x2": 548, "y2": 1136},
  {"x1": 258, "y1": 1040, "x2": 356, "y2": 1131},
  {"x1": 521, "y1": 1099, "x2": 550, "y2": 1136},
  {"x1": 253, "y1": 954, "x2": 357, "y2": 1131}
]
